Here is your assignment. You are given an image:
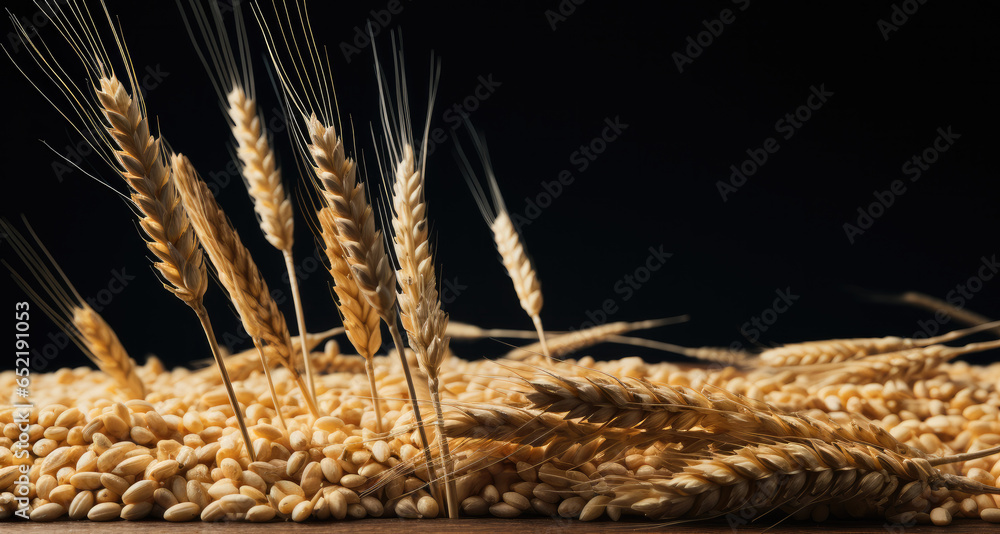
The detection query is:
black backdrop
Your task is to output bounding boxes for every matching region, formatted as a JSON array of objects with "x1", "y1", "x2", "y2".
[{"x1": 2, "y1": 1, "x2": 998, "y2": 371}]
